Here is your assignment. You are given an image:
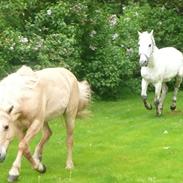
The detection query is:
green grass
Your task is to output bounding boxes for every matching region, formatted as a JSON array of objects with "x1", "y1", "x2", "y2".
[{"x1": 2, "y1": 91, "x2": 183, "y2": 183}]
